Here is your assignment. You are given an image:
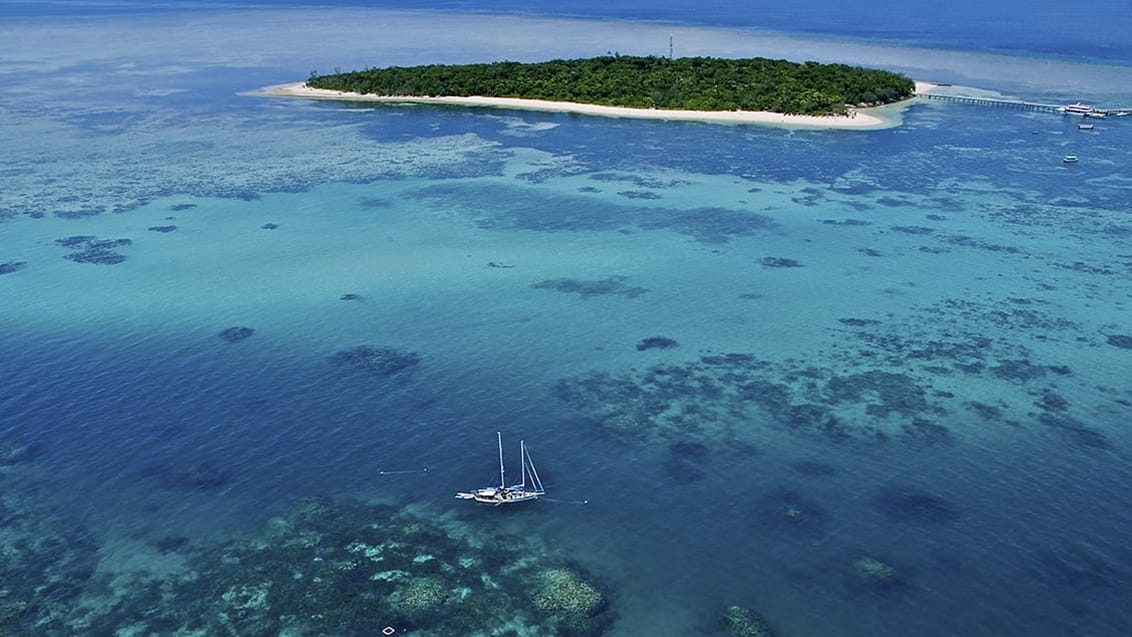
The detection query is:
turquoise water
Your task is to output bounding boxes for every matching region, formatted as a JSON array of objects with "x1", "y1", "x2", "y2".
[{"x1": 2, "y1": 4, "x2": 1132, "y2": 636}]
